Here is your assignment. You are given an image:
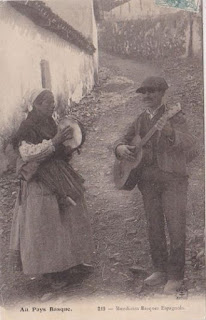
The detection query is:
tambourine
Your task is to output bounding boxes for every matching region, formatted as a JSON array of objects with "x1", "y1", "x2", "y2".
[{"x1": 58, "y1": 116, "x2": 85, "y2": 150}]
